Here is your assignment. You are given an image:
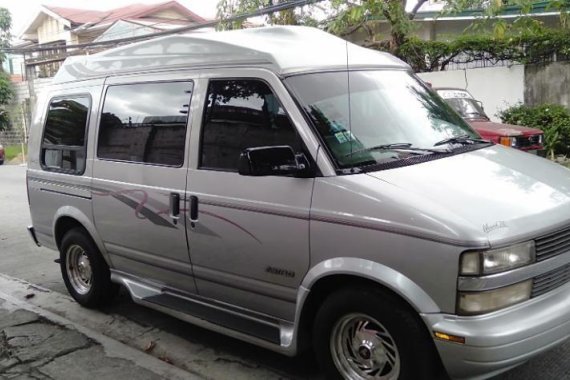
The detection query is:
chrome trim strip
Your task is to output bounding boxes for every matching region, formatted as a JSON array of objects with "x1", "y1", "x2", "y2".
[{"x1": 458, "y1": 251, "x2": 570, "y2": 291}]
